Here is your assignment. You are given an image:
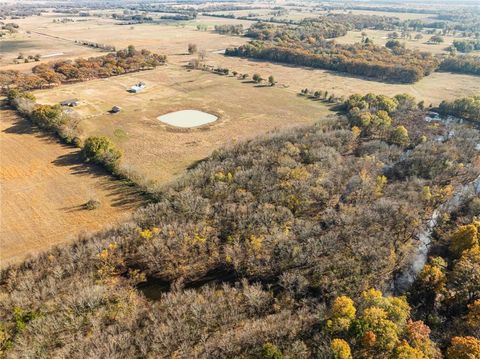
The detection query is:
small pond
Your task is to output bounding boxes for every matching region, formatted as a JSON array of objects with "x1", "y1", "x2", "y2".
[{"x1": 157, "y1": 110, "x2": 218, "y2": 128}]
